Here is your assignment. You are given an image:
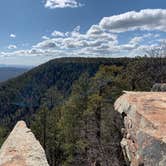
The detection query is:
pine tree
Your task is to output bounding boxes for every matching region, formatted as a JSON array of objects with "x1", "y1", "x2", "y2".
[{"x1": 59, "y1": 73, "x2": 90, "y2": 165}]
